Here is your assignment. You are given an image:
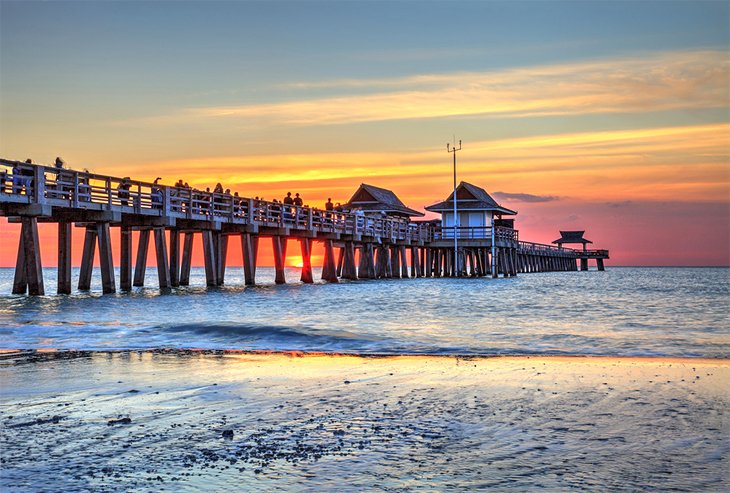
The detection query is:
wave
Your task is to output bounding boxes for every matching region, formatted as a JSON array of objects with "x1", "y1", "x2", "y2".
[{"x1": 158, "y1": 323, "x2": 391, "y2": 352}]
